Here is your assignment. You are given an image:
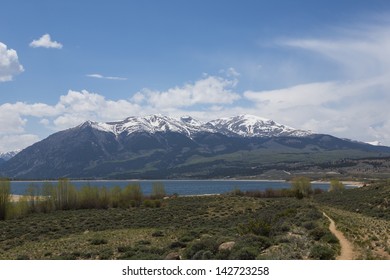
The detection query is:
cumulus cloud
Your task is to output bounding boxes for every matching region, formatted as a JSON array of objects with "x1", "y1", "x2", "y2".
[
  {"x1": 244, "y1": 75, "x2": 390, "y2": 138},
  {"x1": 0, "y1": 71, "x2": 243, "y2": 151},
  {"x1": 29, "y1": 34, "x2": 63, "y2": 49},
  {"x1": 86, "y1": 74, "x2": 128, "y2": 81},
  {"x1": 0, "y1": 42, "x2": 24, "y2": 82},
  {"x1": 132, "y1": 75, "x2": 240, "y2": 109},
  {"x1": 0, "y1": 134, "x2": 40, "y2": 153}
]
